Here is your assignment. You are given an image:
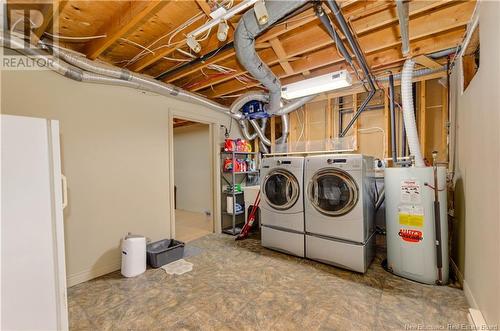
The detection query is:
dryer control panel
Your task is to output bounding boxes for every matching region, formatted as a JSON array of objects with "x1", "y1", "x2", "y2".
[{"x1": 306, "y1": 154, "x2": 364, "y2": 171}]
